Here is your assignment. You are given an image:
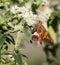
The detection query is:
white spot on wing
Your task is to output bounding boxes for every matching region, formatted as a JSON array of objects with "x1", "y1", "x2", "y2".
[{"x1": 33, "y1": 32, "x2": 38, "y2": 36}]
